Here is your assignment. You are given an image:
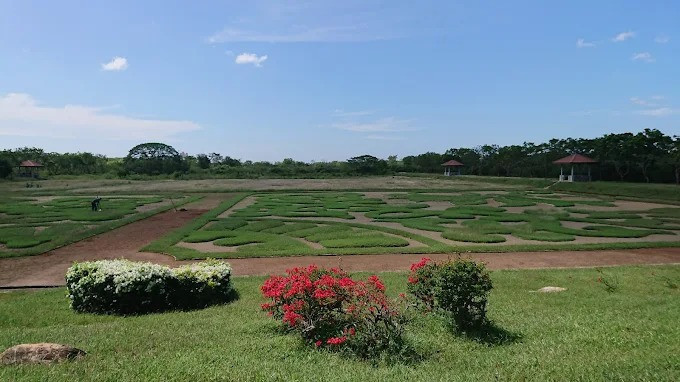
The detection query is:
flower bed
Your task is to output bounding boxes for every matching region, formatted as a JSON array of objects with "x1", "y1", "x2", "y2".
[
  {"x1": 66, "y1": 259, "x2": 233, "y2": 315},
  {"x1": 260, "y1": 265, "x2": 408, "y2": 359}
]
